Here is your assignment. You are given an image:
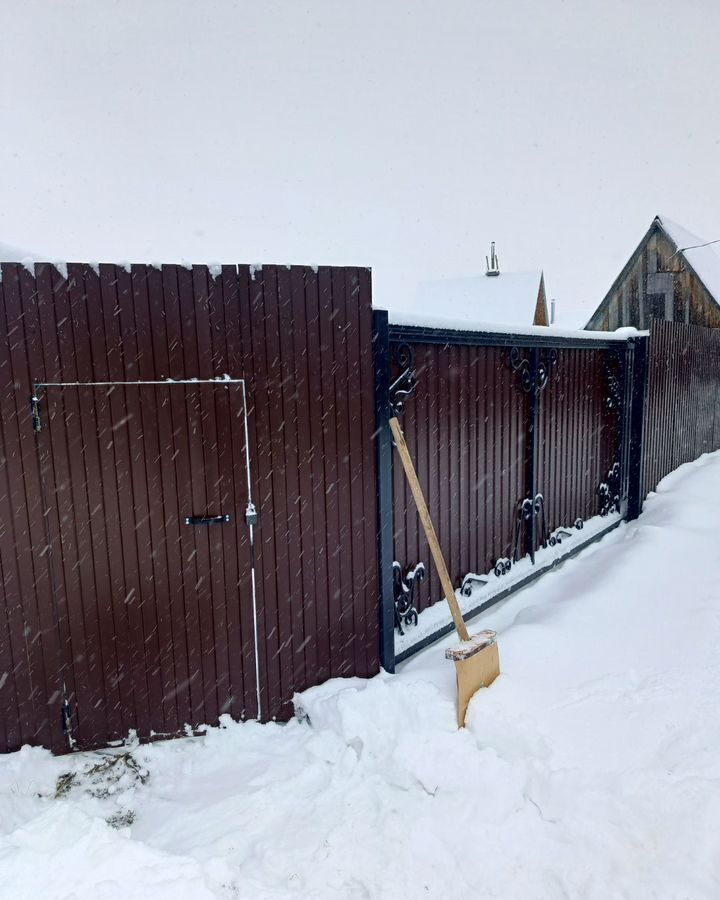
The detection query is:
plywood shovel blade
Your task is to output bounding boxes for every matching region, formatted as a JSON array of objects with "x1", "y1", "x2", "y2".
[{"x1": 446, "y1": 631, "x2": 500, "y2": 727}]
